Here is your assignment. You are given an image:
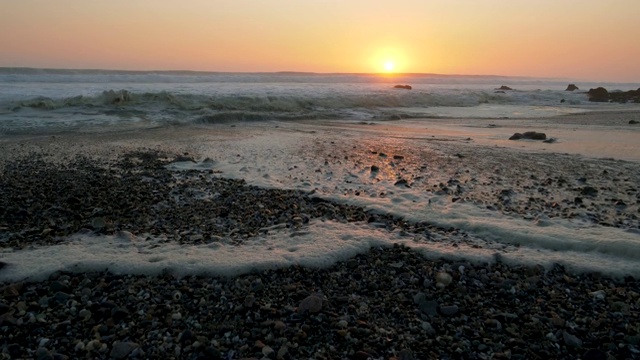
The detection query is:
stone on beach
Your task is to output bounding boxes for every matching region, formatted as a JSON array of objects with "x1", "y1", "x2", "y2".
[
  {"x1": 509, "y1": 131, "x2": 547, "y2": 140},
  {"x1": 298, "y1": 294, "x2": 323, "y2": 313}
]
